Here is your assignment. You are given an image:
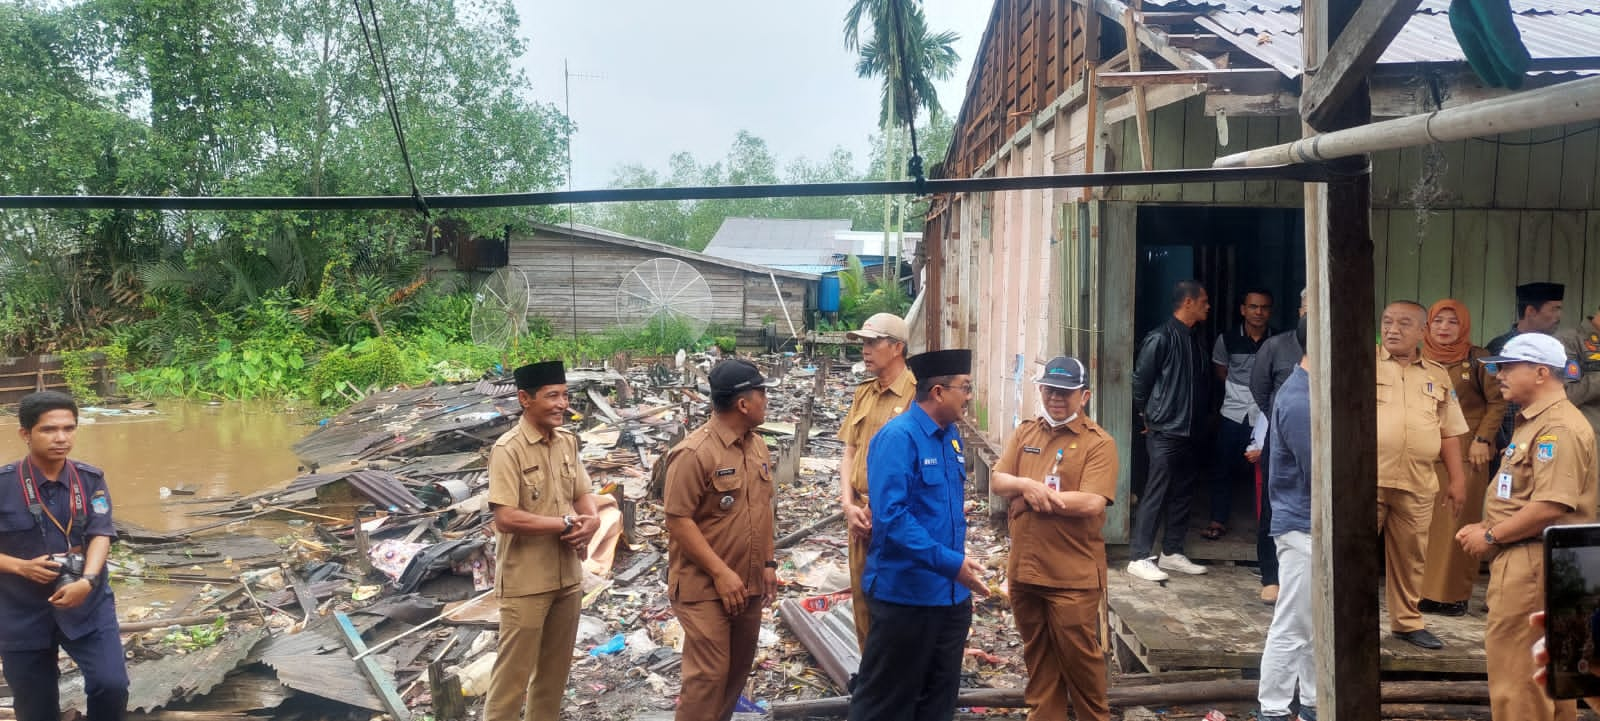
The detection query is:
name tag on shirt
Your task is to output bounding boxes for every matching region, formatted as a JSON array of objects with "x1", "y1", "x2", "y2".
[
  {"x1": 1023, "y1": 446, "x2": 1042, "y2": 455},
  {"x1": 922, "y1": 458, "x2": 940, "y2": 467},
  {"x1": 715, "y1": 468, "x2": 737, "y2": 477},
  {"x1": 1496, "y1": 471, "x2": 1514, "y2": 499},
  {"x1": 1044, "y1": 474, "x2": 1061, "y2": 491}
]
